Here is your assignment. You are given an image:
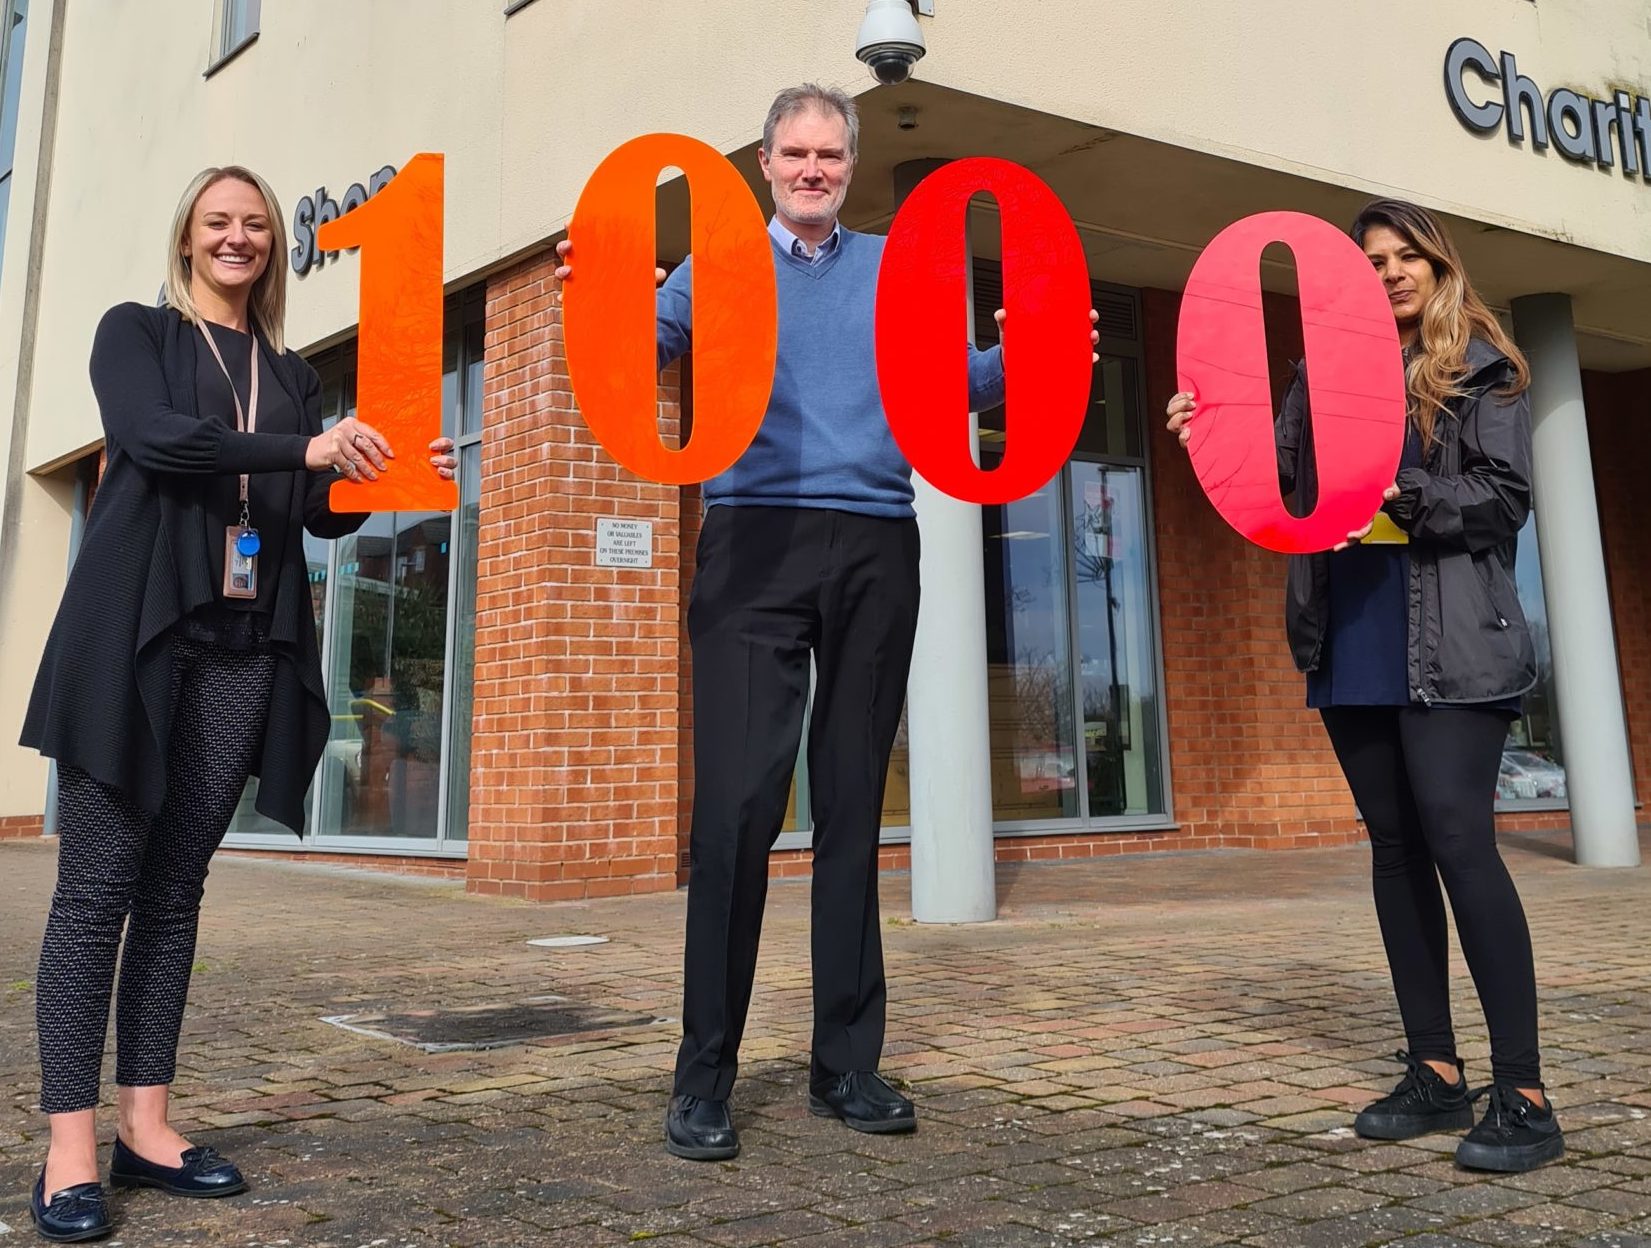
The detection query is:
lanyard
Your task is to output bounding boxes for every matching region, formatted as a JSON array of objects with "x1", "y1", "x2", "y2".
[{"x1": 197, "y1": 320, "x2": 260, "y2": 509}]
